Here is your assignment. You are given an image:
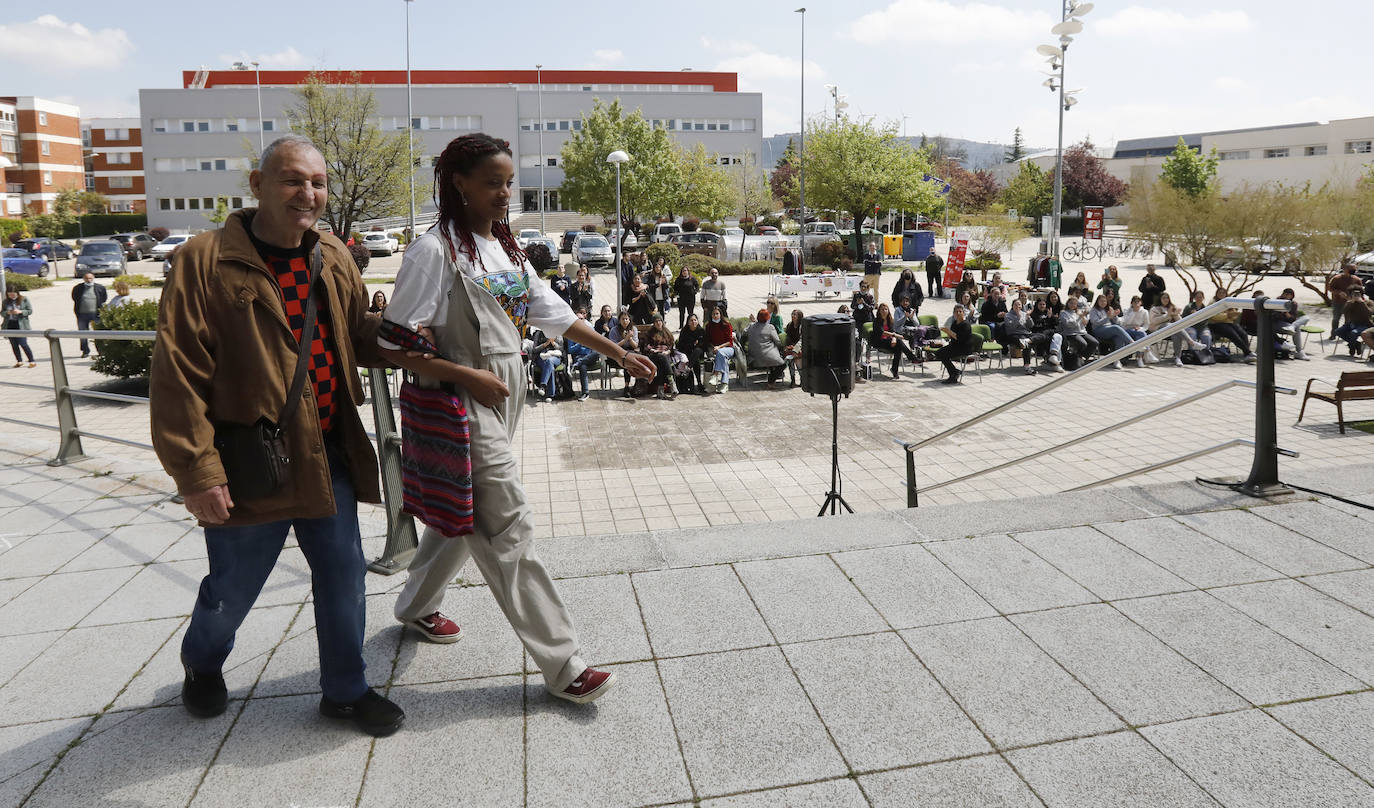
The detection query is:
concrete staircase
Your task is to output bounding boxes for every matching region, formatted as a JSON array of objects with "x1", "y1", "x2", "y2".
[{"x1": 509, "y1": 210, "x2": 603, "y2": 237}]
